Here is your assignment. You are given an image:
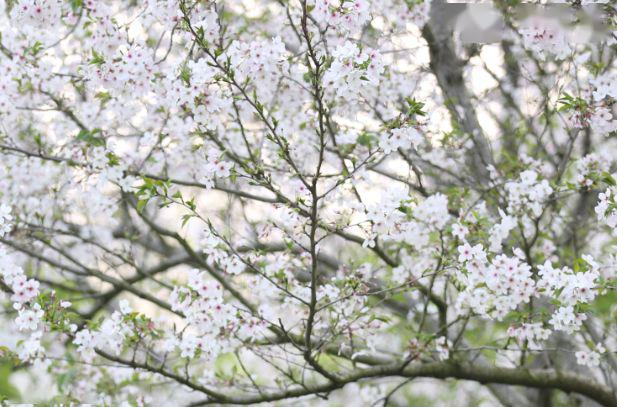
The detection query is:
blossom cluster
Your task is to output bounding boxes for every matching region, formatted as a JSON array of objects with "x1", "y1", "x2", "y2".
[
  {"x1": 0, "y1": 205, "x2": 44, "y2": 360},
  {"x1": 311, "y1": 0, "x2": 371, "y2": 34},
  {"x1": 379, "y1": 126, "x2": 423, "y2": 155},
  {"x1": 455, "y1": 244, "x2": 601, "y2": 345},
  {"x1": 323, "y1": 41, "x2": 384, "y2": 102},
  {"x1": 364, "y1": 191, "x2": 451, "y2": 250},
  {"x1": 226, "y1": 36, "x2": 289, "y2": 102},
  {"x1": 168, "y1": 269, "x2": 267, "y2": 359},
  {"x1": 595, "y1": 186, "x2": 617, "y2": 233},
  {"x1": 455, "y1": 247, "x2": 535, "y2": 320},
  {"x1": 519, "y1": 15, "x2": 570, "y2": 60},
  {"x1": 73, "y1": 305, "x2": 132, "y2": 360},
  {"x1": 504, "y1": 170, "x2": 553, "y2": 217},
  {"x1": 575, "y1": 343, "x2": 606, "y2": 368},
  {"x1": 9, "y1": 0, "x2": 64, "y2": 43},
  {"x1": 507, "y1": 323, "x2": 551, "y2": 350}
]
